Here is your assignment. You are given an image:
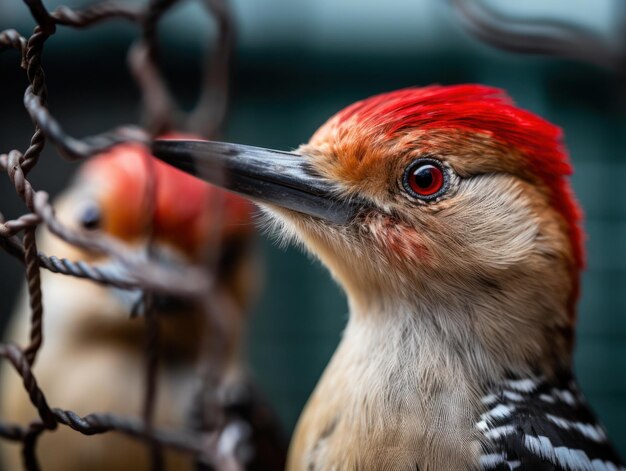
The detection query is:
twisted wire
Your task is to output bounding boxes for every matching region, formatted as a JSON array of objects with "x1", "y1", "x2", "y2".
[
  {"x1": 0, "y1": 0, "x2": 244, "y2": 469},
  {"x1": 20, "y1": 26, "x2": 49, "y2": 174},
  {"x1": 21, "y1": 228, "x2": 43, "y2": 366},
  {"x1": 449, "y1": 0, "x2": 622, "y2": 71},
  {"x1": 52, "y1": 2, "x2": 143, "y2": 27}
]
